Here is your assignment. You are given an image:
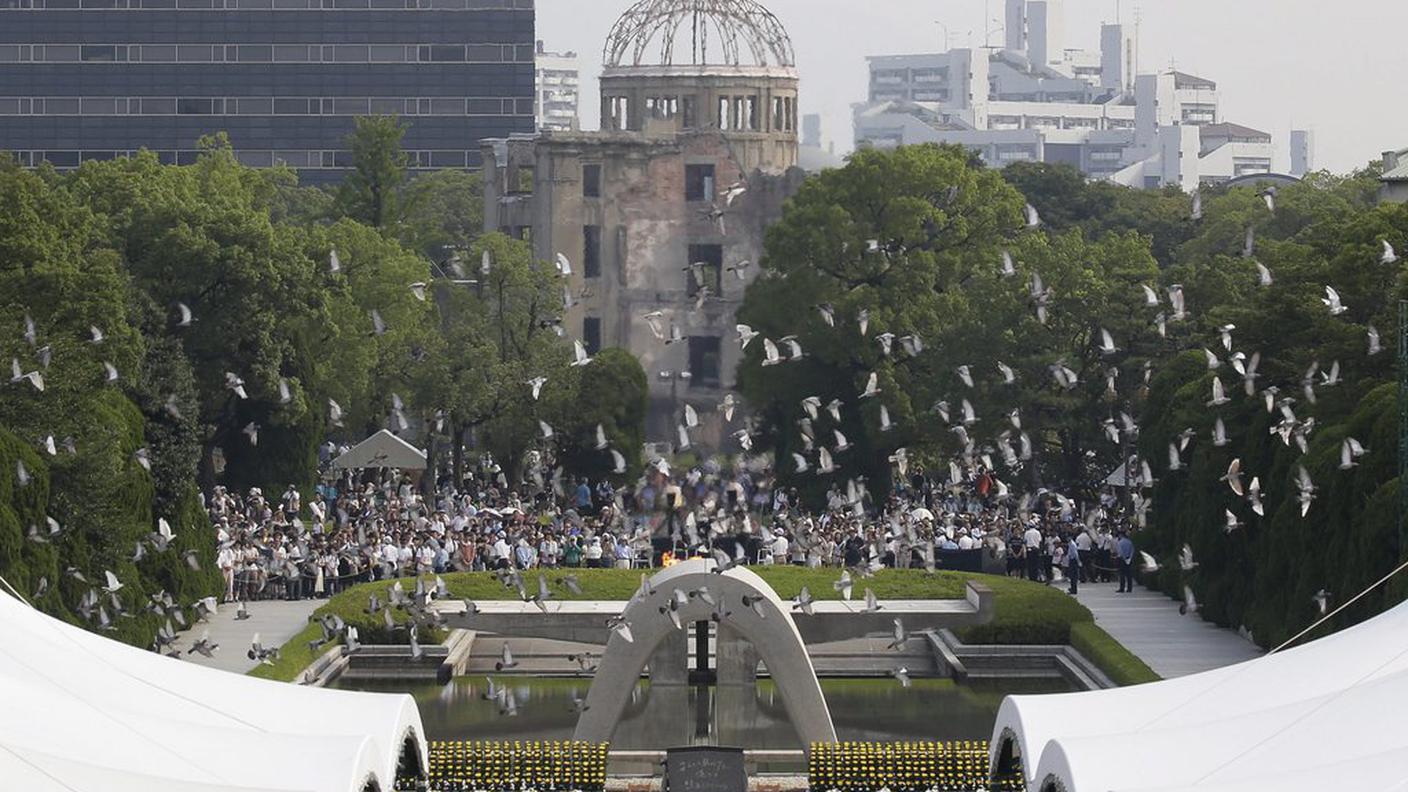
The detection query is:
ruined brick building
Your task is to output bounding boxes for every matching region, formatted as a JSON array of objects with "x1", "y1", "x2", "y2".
[{"x1": 482, "y1": 0, "x2": 813, "y2": 448}]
